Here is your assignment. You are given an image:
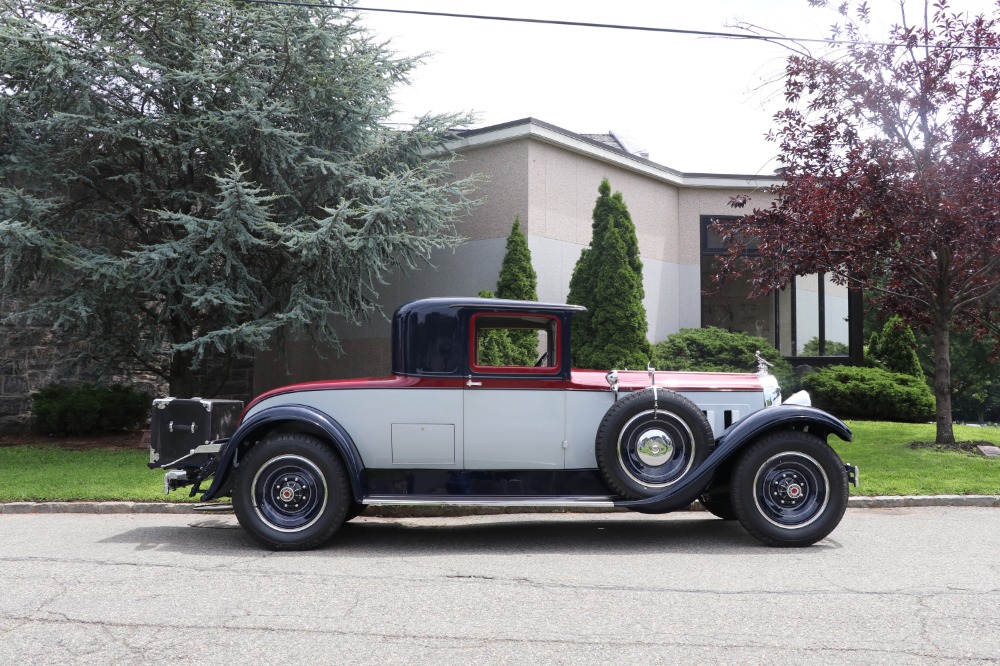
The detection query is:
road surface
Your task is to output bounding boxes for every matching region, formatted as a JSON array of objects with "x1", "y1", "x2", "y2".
[{"x1": 1, "y1": 508, "x2": 998, "y2": 664}]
